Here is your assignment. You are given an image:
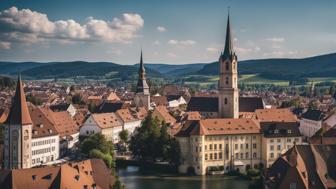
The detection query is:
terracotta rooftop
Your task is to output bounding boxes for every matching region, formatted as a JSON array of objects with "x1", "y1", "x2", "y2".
[
  {"x1": 5, "y1": 76, "x2": 32, "y2": 125},
  {"x1": 116, "y1": 108, "x2": 138, "y2": 123},
  {"x1": 92, "y1": 113, "x2": 122, "y2": 129},
  {"x1": 255, "y1": 108, "x2": 298, "y2": 122},
  {"x1": 28, "y1": 106, "x2": 59, "y2": 138},
  {"x1": 0, "y1": 159, "x2": 115, "y2": 189},
  {"x1": 154, "y1": 106, "x2": 176, "y2": 125},
  {"x1": 265, "y1": 145, "x2": 336, "y2": 189},
  {"x1": 176, "y1": 118, "x2": 260, "y2": 136},
  {"x1": 45, "y1": 109, "x2": 79, "y2": 137}
]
